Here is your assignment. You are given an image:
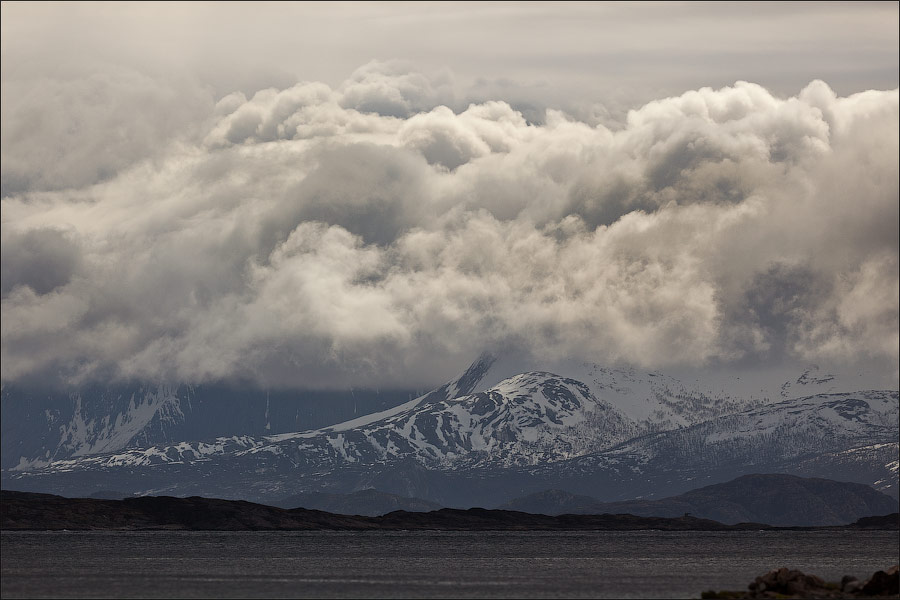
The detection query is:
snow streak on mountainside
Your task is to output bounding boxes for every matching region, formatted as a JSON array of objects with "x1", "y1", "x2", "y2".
[{"x1": 2, "y1": 385, "x2": 191, "y2": 471}]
